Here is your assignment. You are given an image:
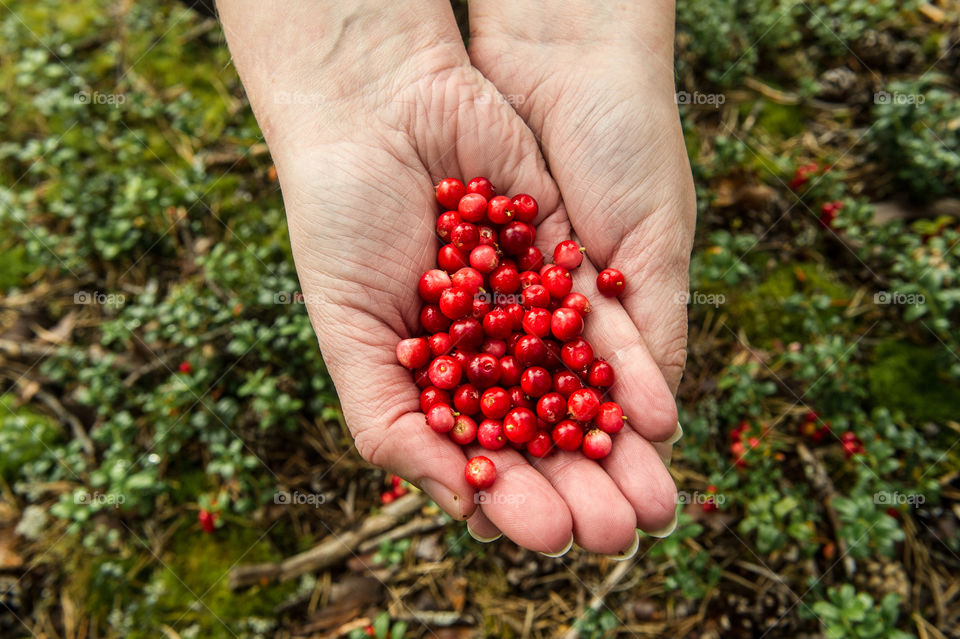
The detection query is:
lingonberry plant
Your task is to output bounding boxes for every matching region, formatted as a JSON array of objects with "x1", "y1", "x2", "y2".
[{"x1": 395, "y1": 178, "x2": 633, "y2": 487}]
